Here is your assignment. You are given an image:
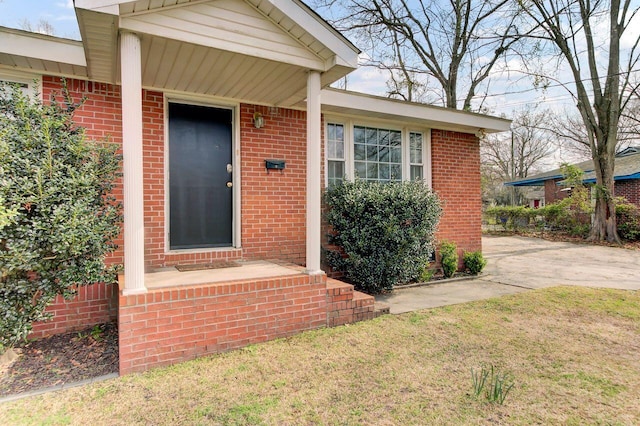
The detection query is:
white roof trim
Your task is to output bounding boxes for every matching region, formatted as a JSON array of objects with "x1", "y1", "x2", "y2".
[
  {"x1": 0, "y1": 27, "x2": 86, "y2": 67},
  {"x1": 75, "y1": 0, "x2": 131, "y2": 13},
  {"x1": 268, "y1": 0, "x2": 359, "y2": 68},
  {"x1": 320, "y1": 89, "x2": 511, "y2": 134}
]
